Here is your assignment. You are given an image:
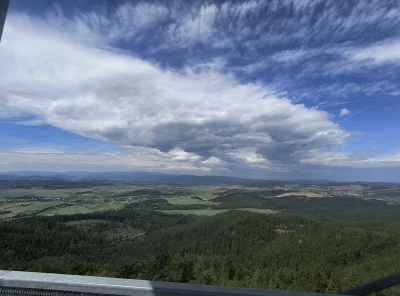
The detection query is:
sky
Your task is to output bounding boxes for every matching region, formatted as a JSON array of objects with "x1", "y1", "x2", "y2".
[{"x1": 0, "y1": 0, "x2": 400, "y2": 181}]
